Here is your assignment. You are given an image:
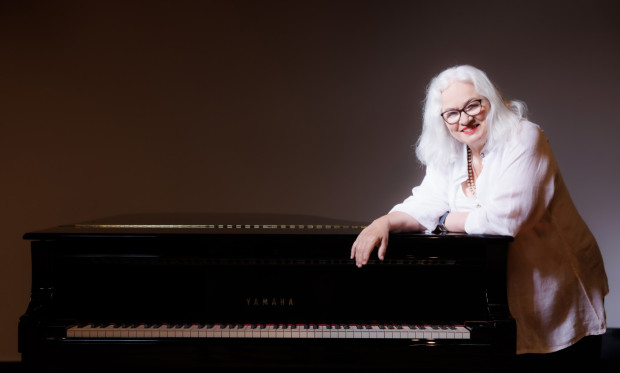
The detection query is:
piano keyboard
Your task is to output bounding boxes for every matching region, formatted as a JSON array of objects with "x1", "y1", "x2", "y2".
[{"x1": 67, "y1": 323, "x2": 470, "y2": 339}]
